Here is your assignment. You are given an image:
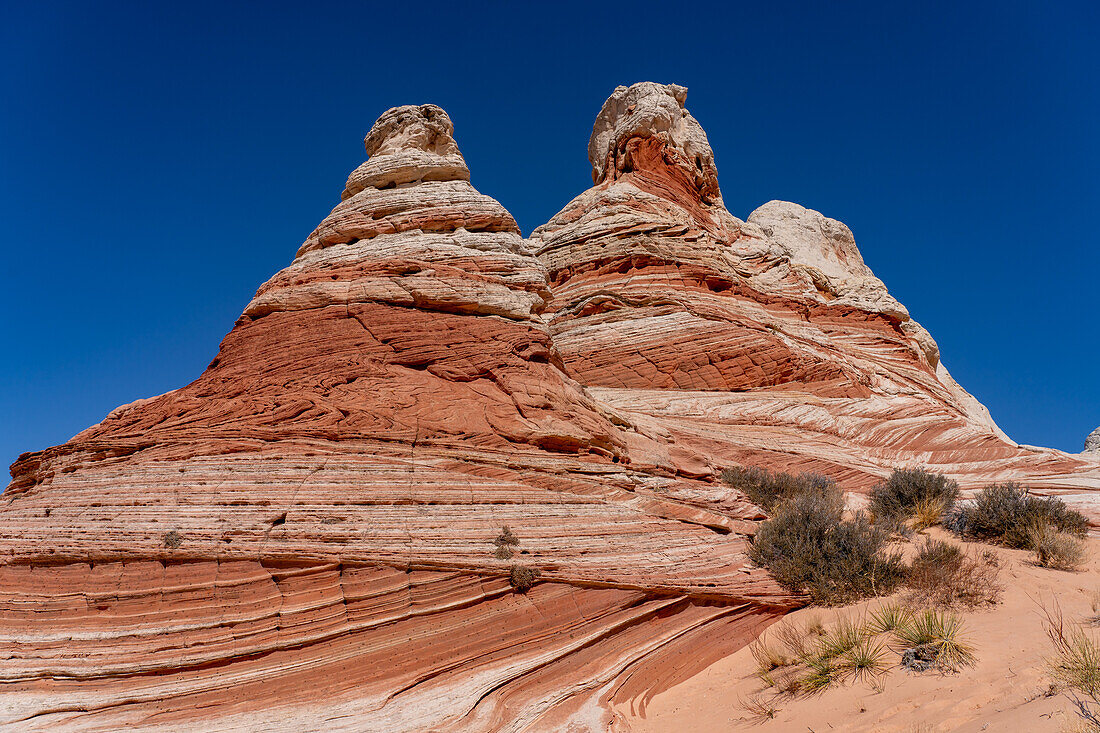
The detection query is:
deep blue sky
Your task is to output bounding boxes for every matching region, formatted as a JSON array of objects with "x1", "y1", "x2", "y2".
[{"x1": 2, "y1": 2, "x2": 1098, "y2": 474}]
